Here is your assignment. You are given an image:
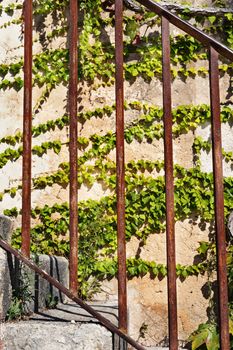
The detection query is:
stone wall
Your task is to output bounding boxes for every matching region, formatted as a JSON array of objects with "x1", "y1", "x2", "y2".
[{"x1": 0, "y1": 0, "x2": 232, "y2": 347}]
